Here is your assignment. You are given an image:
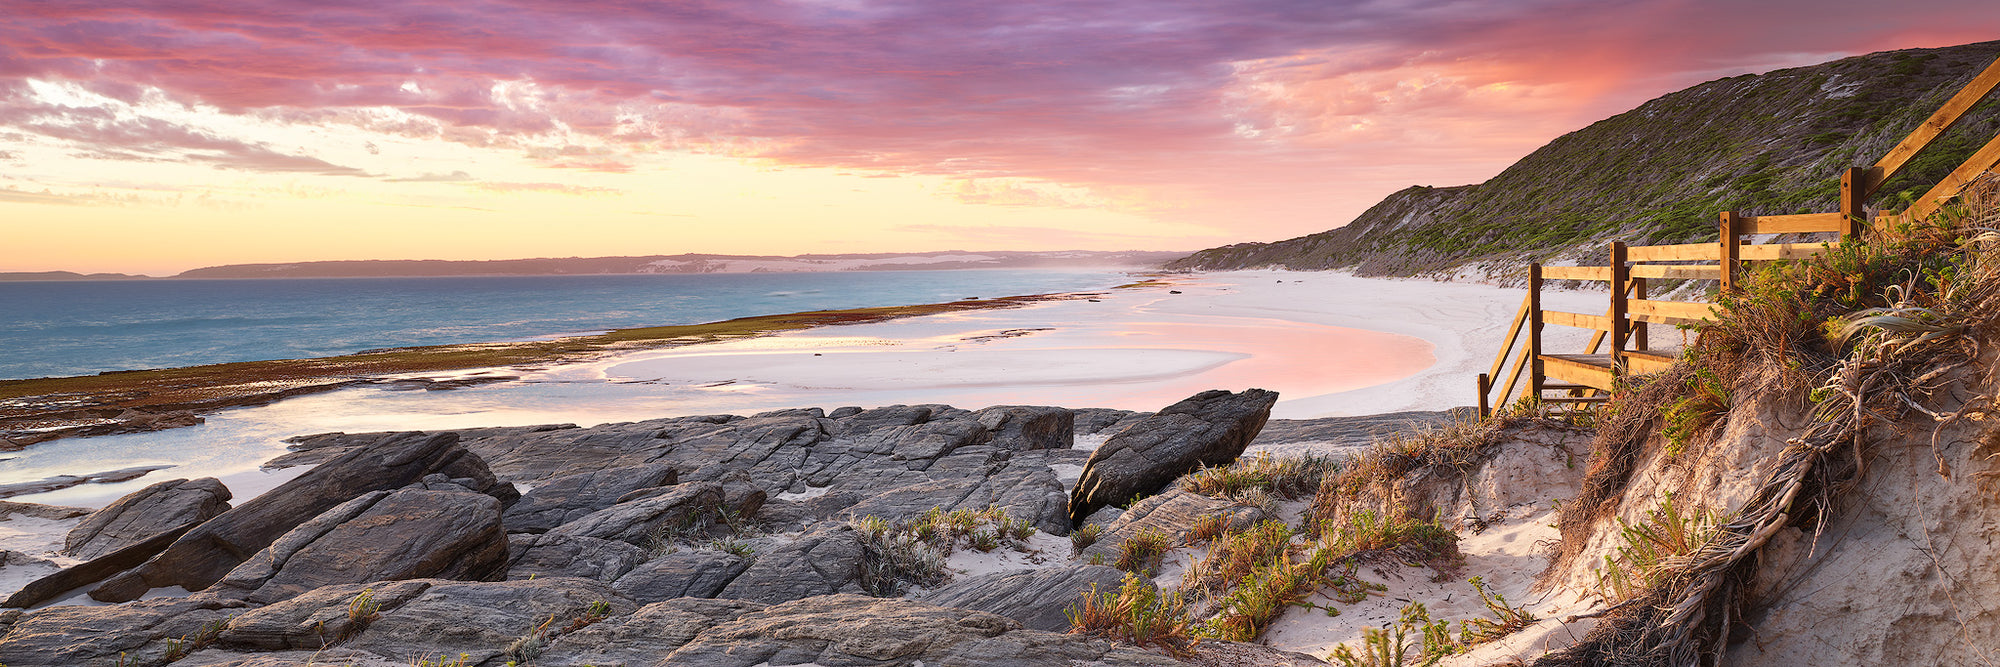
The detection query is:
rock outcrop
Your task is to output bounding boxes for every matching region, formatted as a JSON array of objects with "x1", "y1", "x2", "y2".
[
  {"x1": 0, "y1": 595, "x2": 248, "y2": 666},
  {"x1": 94, "y1": 431, "x2": 511, "y2": 601},
  {"x1": 715, "y1": 524, "x2": 866, "y2": 603},
  {"x1": 506, "y1": 532, "x2": 648, "y2": 583},
  {"x1": 547, "y1": 481, "x2": 724, "y2": 547},
  {"x1": 919, "y1": 564, "x2": 1133, "y2": 631},
  {"x1": 622, "y1": 593, "x2": 1183, "y2": 667},
  {"x1": 64, "y1": 477, "x2": 232, "y2": 560},
  {"x1": 1069, "y1": 389, "x2": 1277, "y2": 524},
  {"x1": 501, "y1": 463, "x2": 678, "y2": 534},
  {"x1": 211, "y1": 488, "x2": 508, "y2": 604},
  {"x1": 1080, "y1": 490, "x2": 1269, "y2": 562},
  {"x1": 613, "y1": 550, "x2": 751, "y2": 604}
]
